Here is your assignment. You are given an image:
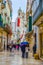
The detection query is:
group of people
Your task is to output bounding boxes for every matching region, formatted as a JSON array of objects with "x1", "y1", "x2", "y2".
[
  {"x1": 6, "y1": 43, "x2": 29, "y2": 58},
  {"x1": 7, "y1": 44, "x2": 20, "y2": 52},
  {"x1": 21, "y1": 43, "x2": 36, "y2": 58},
  {"x1": 5, "y1": 42, "x2": 36, "y2": 58}
]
